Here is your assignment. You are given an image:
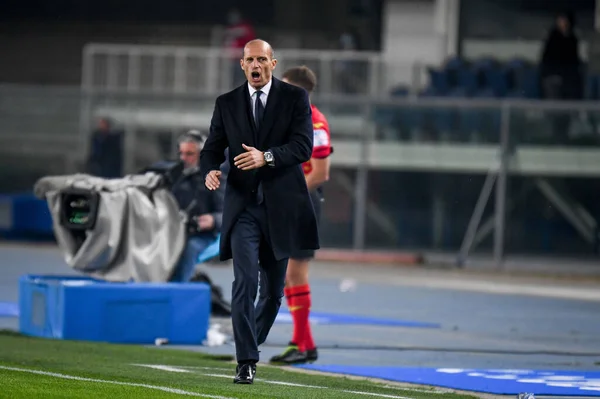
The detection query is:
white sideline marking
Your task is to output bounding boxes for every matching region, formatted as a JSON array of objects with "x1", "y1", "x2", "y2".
[
  {"x1": 341, "y1": 391, "x2": 415, "y2": 399},
  {"x1": 177, "y1": 366, "x2": 232, "y2": 372},
  {"x1": 134, "y1": 364, "x2": 232, "y2": 373},
  {"x1": 182, "y1": 365, "x2": 444, "y2": 395},
  {"x1": 194, "y1": 373, "x2": 325, "y2": 388},
  {"x1": 200, "y1": 372, "x2": 414, "y2": 398},
  {"x1": 0, "y1": 365, "x2": 233, "y2": 398},
  {"x1": 135, "y1": 364, "x2": 444, "y2": 397},
  {"x1": 133, "y1": 364, "x2": 191, "y2": 373}
]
